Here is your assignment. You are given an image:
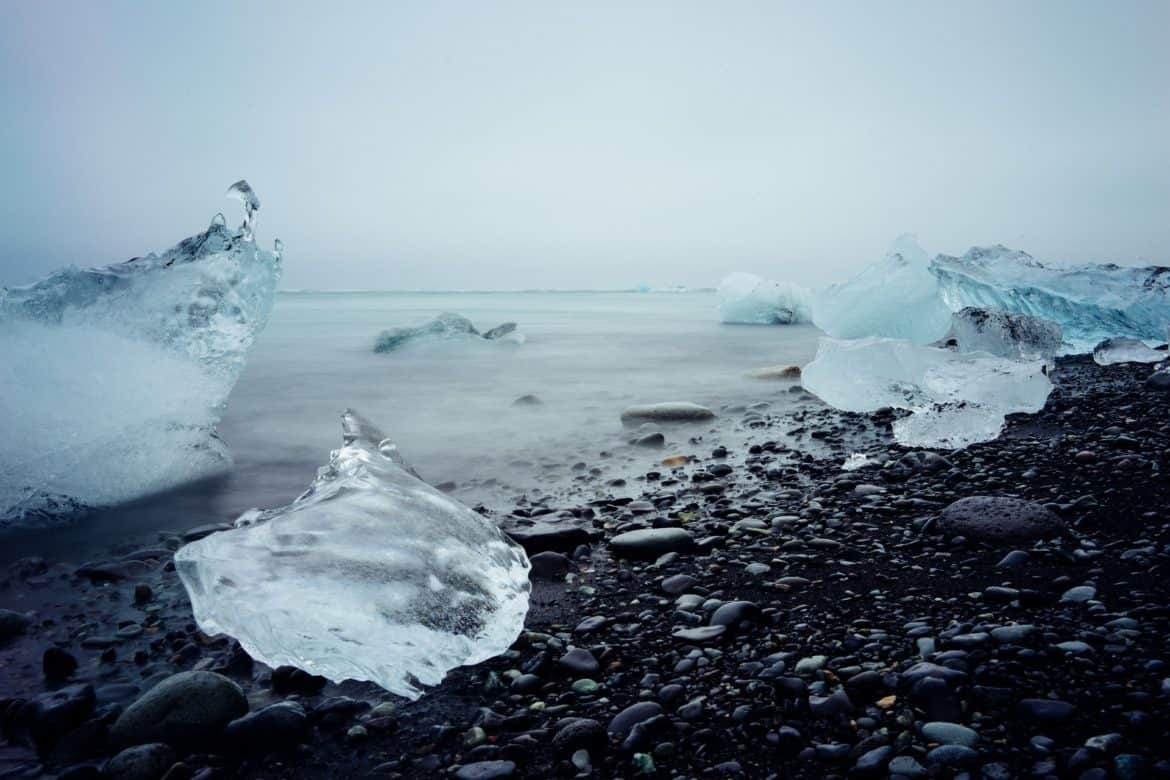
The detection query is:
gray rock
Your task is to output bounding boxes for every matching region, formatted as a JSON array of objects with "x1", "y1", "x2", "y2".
[
  {"x1": 608, "y1": 702, "x2": 663, "y2": 737},
  {"x1": 611, "y1": 528, "x2": 695, "y2": 559},
  {"x1": 0, "y1": 609, "x2": 30, "y2": 641},
  {"x1": 936, "y1": 496, "x2": 1063, "y2": 543},
  {"x1": 921, "y1": 721, "x2": 979, "y2": 746},
  {"x1": 528, "y1": 551, "x2": 571, "y2": 581},
  {"x1": 110, "y1": 671, "x2": 248, "y2": 747},
  {"x1": 620, "y1": 402, "x2": 715, "y2": 426},
  {"x1": 455, "y1": 760, "x2": 516, "y2": 779},
  {"x1": 224, "y1": 702, "x2": 308, "y2": 752},
  {"x1": 103, "y1": 743, "x2": 176, "y2": 780}
]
